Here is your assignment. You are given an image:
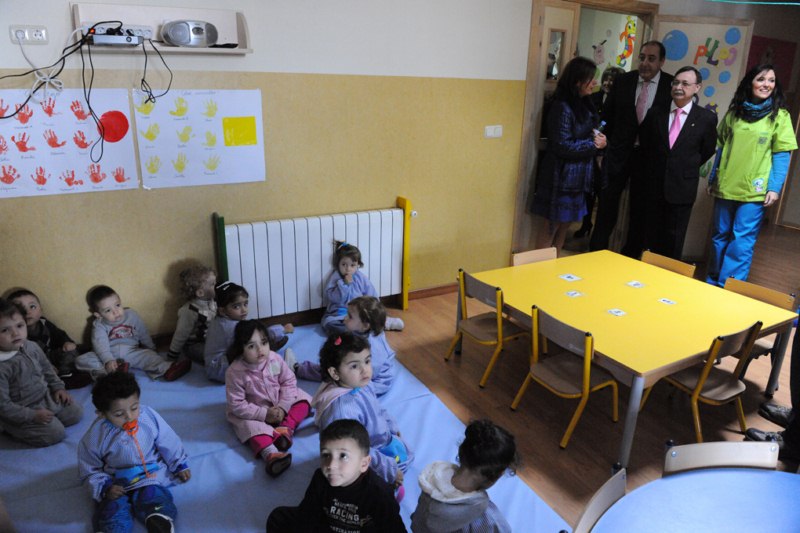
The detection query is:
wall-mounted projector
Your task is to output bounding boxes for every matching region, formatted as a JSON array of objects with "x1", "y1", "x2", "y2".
[{"x1": 161, "y1": 20, "x2": 218, "y2": 48}]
